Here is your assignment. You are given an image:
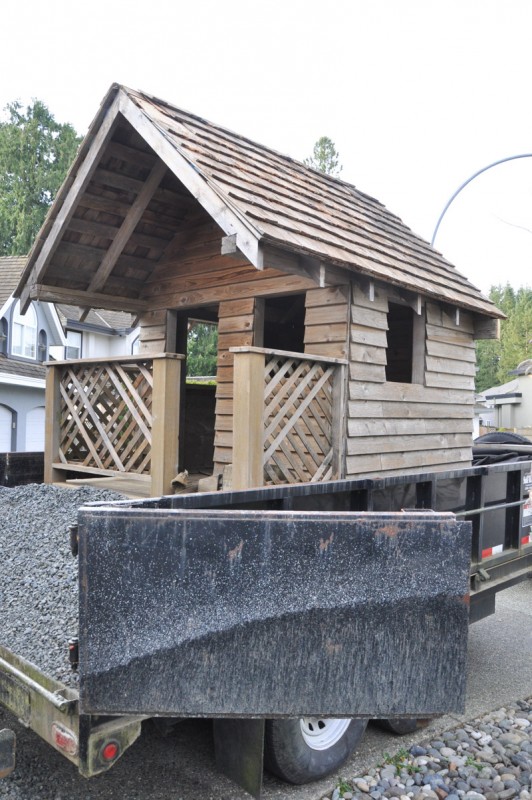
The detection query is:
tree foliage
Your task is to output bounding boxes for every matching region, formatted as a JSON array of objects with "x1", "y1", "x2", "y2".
[
  {"x1": 0, "y1": 99, "x2": 81, "y2": 256},
  {"x1": 186, "y1": 322, "x2": 218, "y2": 377},
  {"x1": 305, "y1": 136, "x2": 342, "y2": 176},
  {"x1": 475, "y1": 284, "x2": 532, "y2": 392}
]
